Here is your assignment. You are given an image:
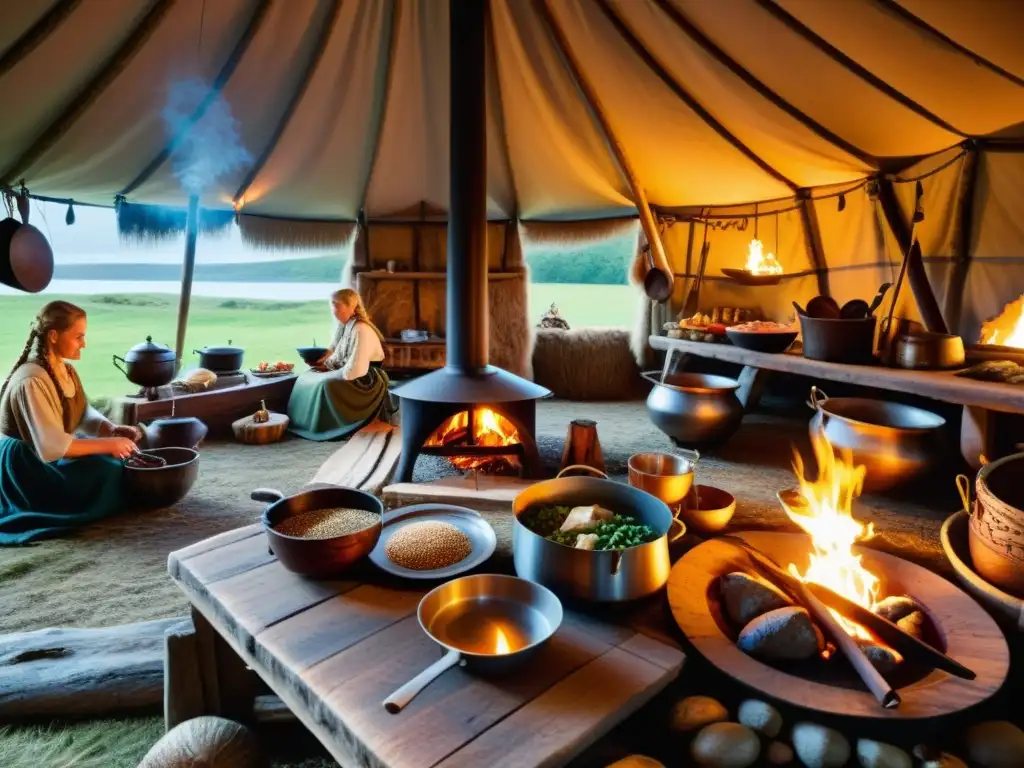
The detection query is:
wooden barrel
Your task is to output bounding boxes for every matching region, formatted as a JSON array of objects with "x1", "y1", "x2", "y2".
[
  {"x1": 970, "y1": 452, "x2": 1024, "y2": 597},
  {"x1": 0, "y1": 217, "x2": 54, "y2": 293}
]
